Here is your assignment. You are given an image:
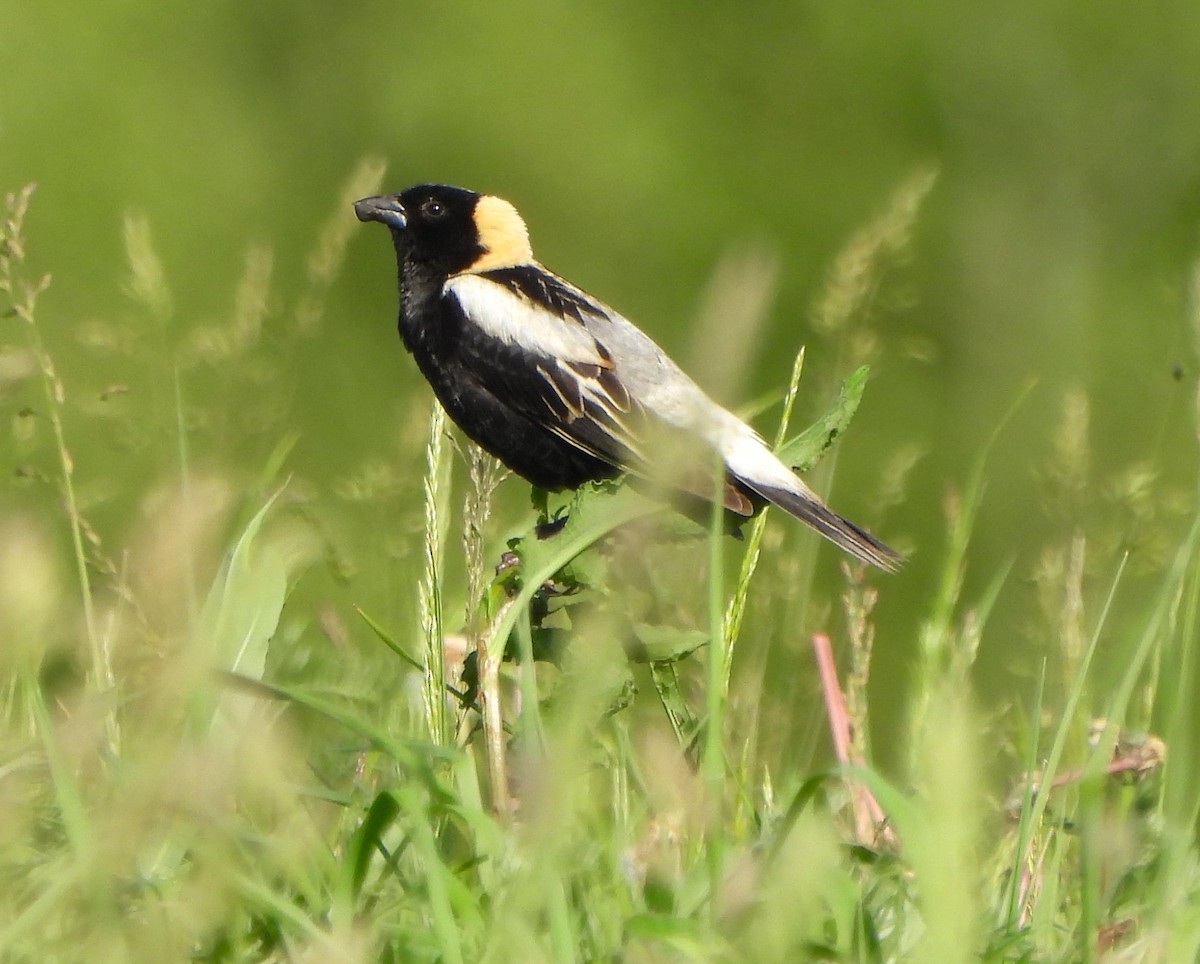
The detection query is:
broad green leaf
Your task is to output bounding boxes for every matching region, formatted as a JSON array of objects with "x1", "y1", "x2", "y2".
[
  {"x1": 191, "y1": 492, "x2": 289, "y2": 741},
  {"x1": 775, "y1": 365, "x2": 869, "y2": 472},
  {"x1": 197, "y1": 492, "x2": 286, "y2": 685}
]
